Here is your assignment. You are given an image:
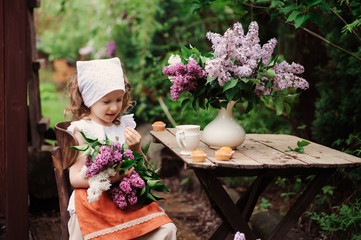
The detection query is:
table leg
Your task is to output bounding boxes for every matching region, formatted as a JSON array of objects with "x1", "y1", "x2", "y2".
[
  {"x1": 194, "y1": 169, "x2": 257, "y2": 240},
  {"x1": 267, "y1": 170, "x2": 335, "y2": 240},
  {"x1": 211, "y1": 175, "x2": 274, "y2": 239}
]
